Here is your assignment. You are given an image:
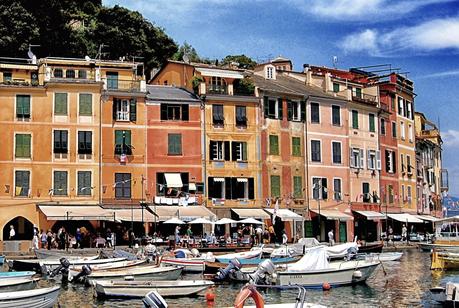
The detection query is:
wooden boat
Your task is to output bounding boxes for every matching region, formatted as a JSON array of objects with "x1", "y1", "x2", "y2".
[
  {"x1": 276, "y1": 259, "x2": 380, "y2": 287},
  {"x1": 68, "y1": 259, "x2": 147, "y2": 276},
  {"x1": 9, "y1": 256, "x2": 122, "y2": 273},
  {"x1": 0, "y1": 285, "x2": 60, "y2": 308},
  {"x1": 94, "y1": 279, "x2": 214, "y2": 298},
  {"x1": 0, "y1": 277, "x2": 40, "y2": 292},
  {"x1": 34, "y1": 249, "x2": 95, "y2": 259},
  {"x1": 0, "y1": 271, "x2": 36, "y2": 279},
  {"x1": 360, "y1": 252, "x2": 403, "y2": 262},
  {"x1": 86, "y1": 265, "x2": 183, "y2": 285},
  {"x1": 431, "y1": 282, "x2": 459, "y2": 306},
  {"x1": 161, "y1": 257, "x2": 207, "y2": 273},
  {"x1": 357, "y1": 242, "x2": 383, "y2": 253},
  {"x1": 194, "y1": 245, "x2": 252, "y2": 254},
  {"x1": 431, "y1": 250, "x2": 459, "y2": 270},
  {"x1": 215, "y1": 249, "x2": 263, "y2": 263}
]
